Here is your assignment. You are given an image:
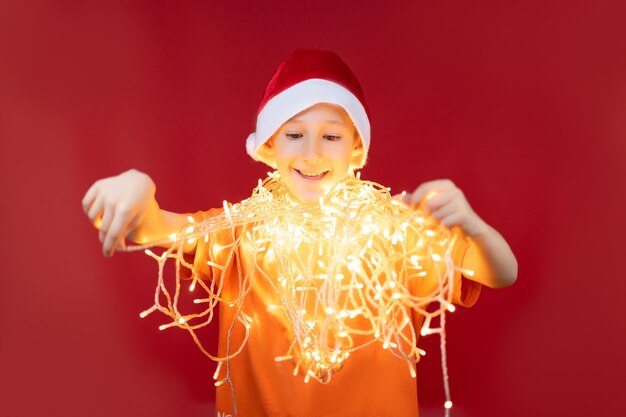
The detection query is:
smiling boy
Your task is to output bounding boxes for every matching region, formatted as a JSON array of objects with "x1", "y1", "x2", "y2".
[{"x1": 83, "y1": 49, "x2": 517, "y2": 416}]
